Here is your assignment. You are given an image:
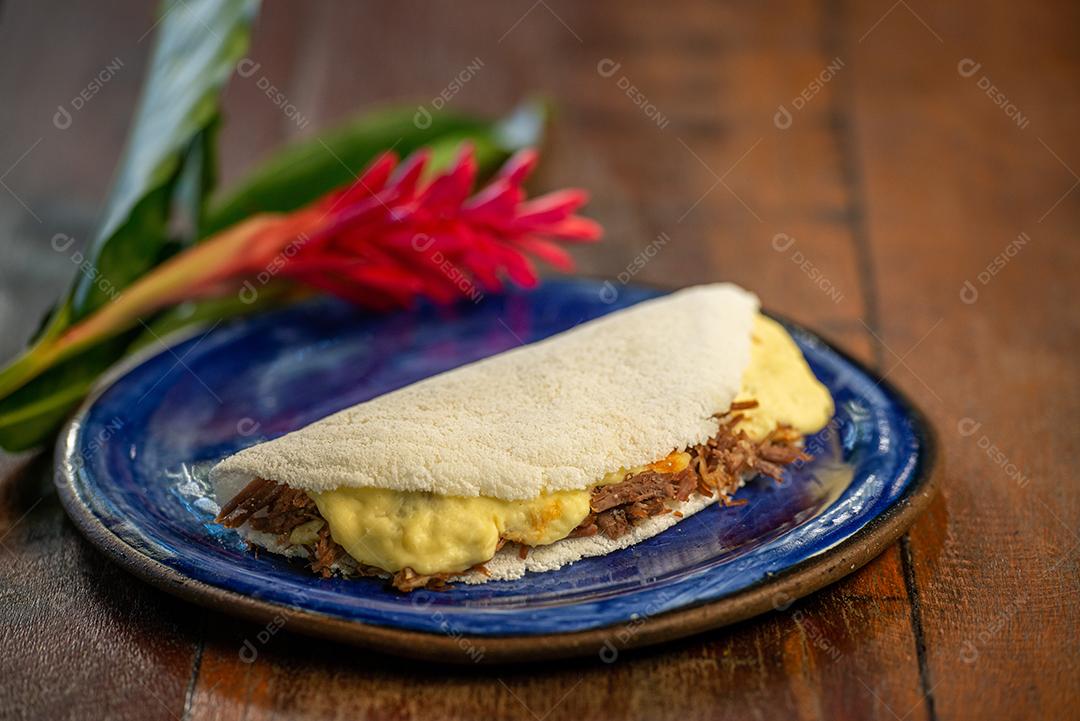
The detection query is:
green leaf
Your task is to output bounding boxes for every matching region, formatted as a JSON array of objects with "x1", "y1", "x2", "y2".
[
  {"x1": 0, "y1": 338, "x2": 133, "y2": 452},
  {"x1": 68, "y1": 0, "x2": 259, "y2": 324},
  {"x1": 173, "y1": 119, "x2": 222, "y2": 239},
  {"x1": 0, "y1": 0, "x2": 259, "y2": 452},
  {"x1": 203, "y1": 98, "x2": 548, "y2": 235}
]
